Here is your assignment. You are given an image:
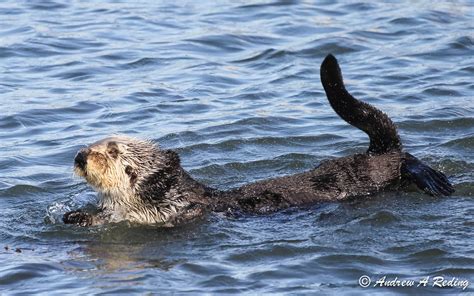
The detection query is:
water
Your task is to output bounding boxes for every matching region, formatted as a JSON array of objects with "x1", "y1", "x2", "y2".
[{"x1": 0, "y1": 0, "x2": 473, "y2": 294}]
